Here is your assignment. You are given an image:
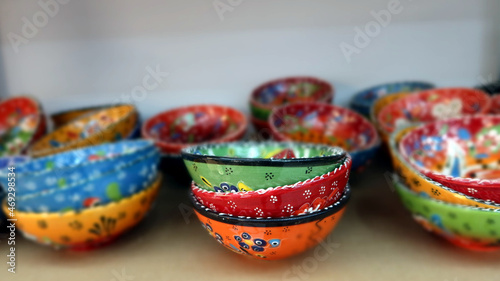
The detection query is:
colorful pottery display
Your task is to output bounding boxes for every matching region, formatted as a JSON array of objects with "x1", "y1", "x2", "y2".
[
  {"x1": 142, "y1": 104, "x2": 247, "y2": 155},
  {"x1": 269, "y1": 103, "x2": 380, "y2": 171},
  {"x1": 0, "y1": 96, "x2": 47, "y2": 156},
  {"x1": 393, "y1": 177, "x2": 500, "y2": 251},
  {"x1": 377, "y1": 88, "x2": 491, "y2": 134},
  {"x1": 191, "y1": 156, "x2": 351, "y2": 218},
  {"x1": 398, "y1": 115, "x2": 500, "y2": 203},
  {"x1": 350, "y1": 81, "x2": 434, "y2": 117},
  {"x1": 29, "y1": 104, "x2": 138, "y2": 157},
  {"x1": 3, "y1": 174, "x2": 161, "y2": 250},
  {"x1": 182, "y1": 142, "x2": 346, "y2": 192},
  {"x1": 370, "y1": 92, "x2": 410, "y2": 143},
  {"x1": 192, "y1": 186, "x2": 350, "y2": 260},
  {"x1": 491, "y1": 95, "x2": 500, "y2": 114}
]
